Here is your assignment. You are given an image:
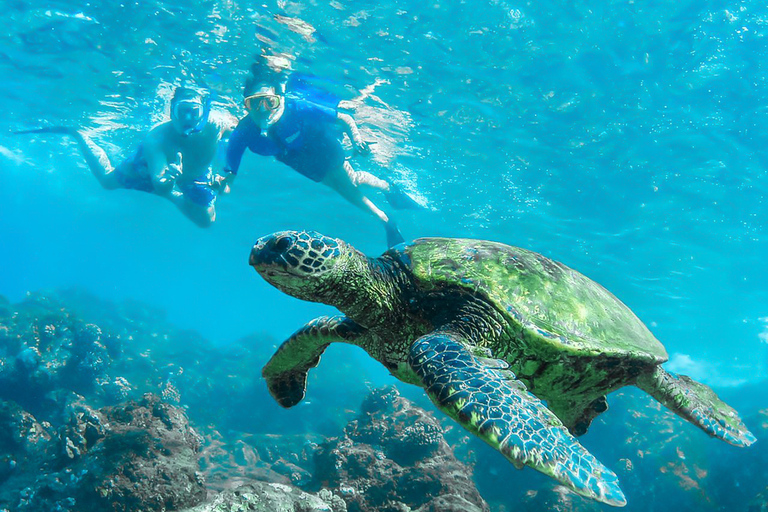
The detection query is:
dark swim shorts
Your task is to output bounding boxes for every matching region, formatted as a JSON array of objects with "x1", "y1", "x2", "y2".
[
  {"x1": 178, "y1": 169, "x2": 216, "y2": 207},
  {"x1": 114, "y1": 146, "x2": 215, "y2": 207},
  {"x1": 114, "y1": 144, "x2": 154, "y2": 192}
]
